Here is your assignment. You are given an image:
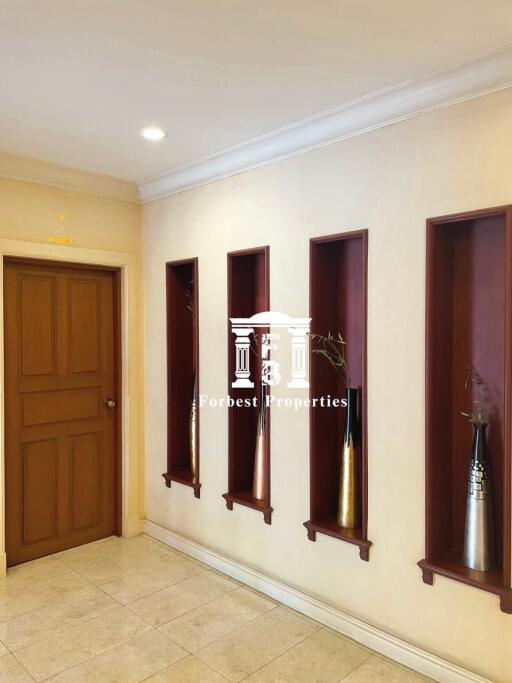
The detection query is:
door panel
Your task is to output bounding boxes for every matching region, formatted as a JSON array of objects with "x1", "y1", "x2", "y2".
[
  {"x1": 5, "y1": 259, "x2": 119, "y2": 566},
  {"x1": 22, "y1": 387, "x2": 101, "y2": 426},
  {"x1": 69, "y1": 433, "x2": 102, "y2": 532},
  {"x1": 20, "y1": 276, "x2": 56, "y2": 377},
  {"x1": 23, "y1": 439, "x2": 57, "y2": 544},
  {"x1": 69, "y1": 278, "x2": 101, "y2": 374}
]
